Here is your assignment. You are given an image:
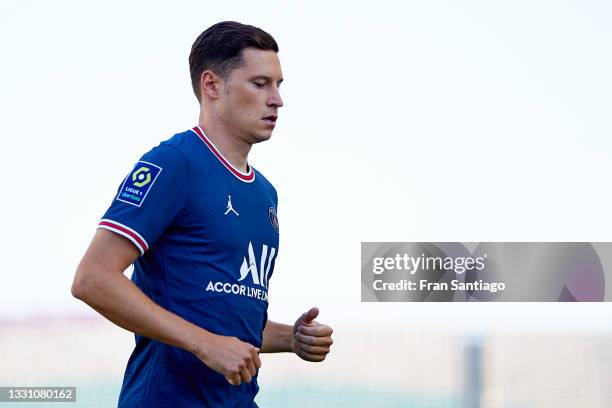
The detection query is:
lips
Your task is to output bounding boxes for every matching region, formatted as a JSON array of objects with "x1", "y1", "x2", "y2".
[{"x1": 262, "y1": 115, "x2": 277, "y2": 123}]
